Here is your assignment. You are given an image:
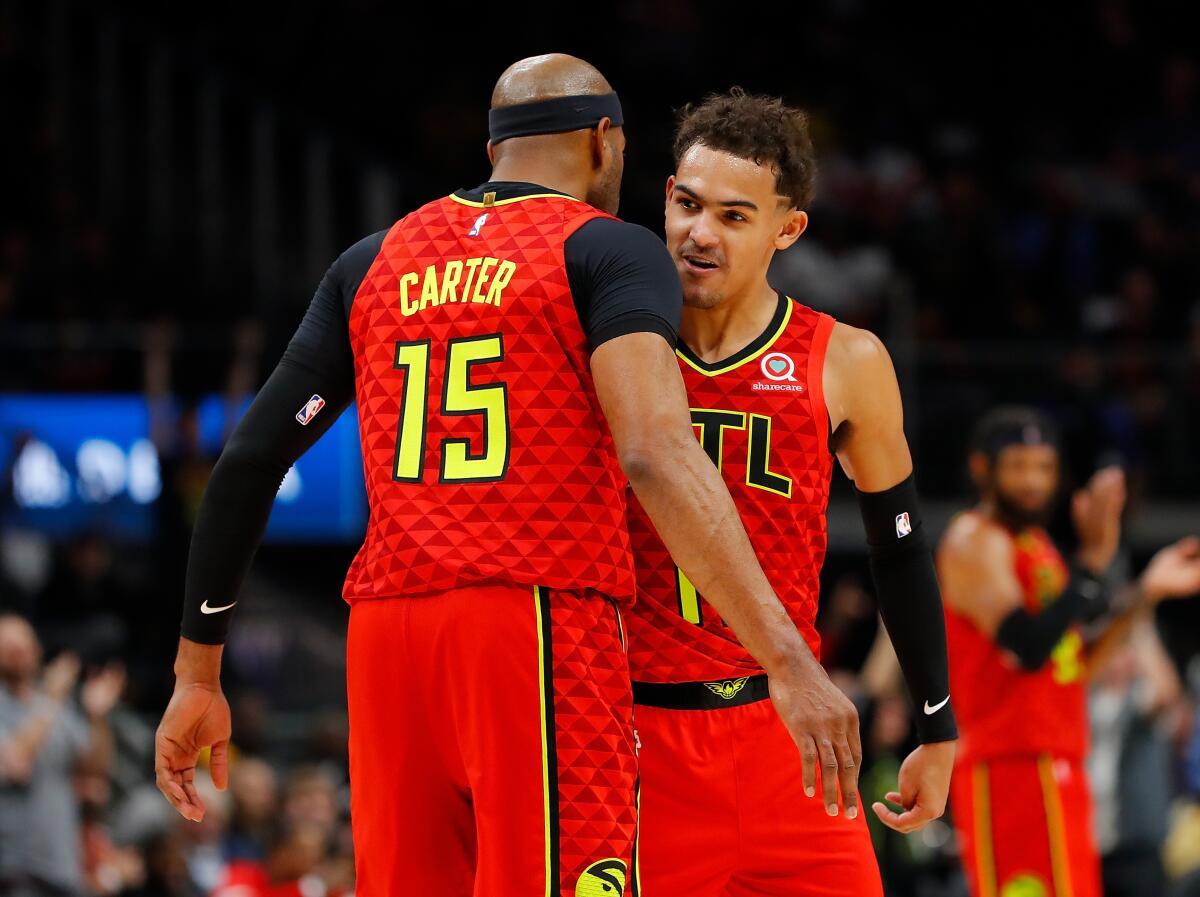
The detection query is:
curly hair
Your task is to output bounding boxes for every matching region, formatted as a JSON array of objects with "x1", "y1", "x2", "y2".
[{"x1": 673, "y1": 88, "x2": 816, "y2": 209}]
